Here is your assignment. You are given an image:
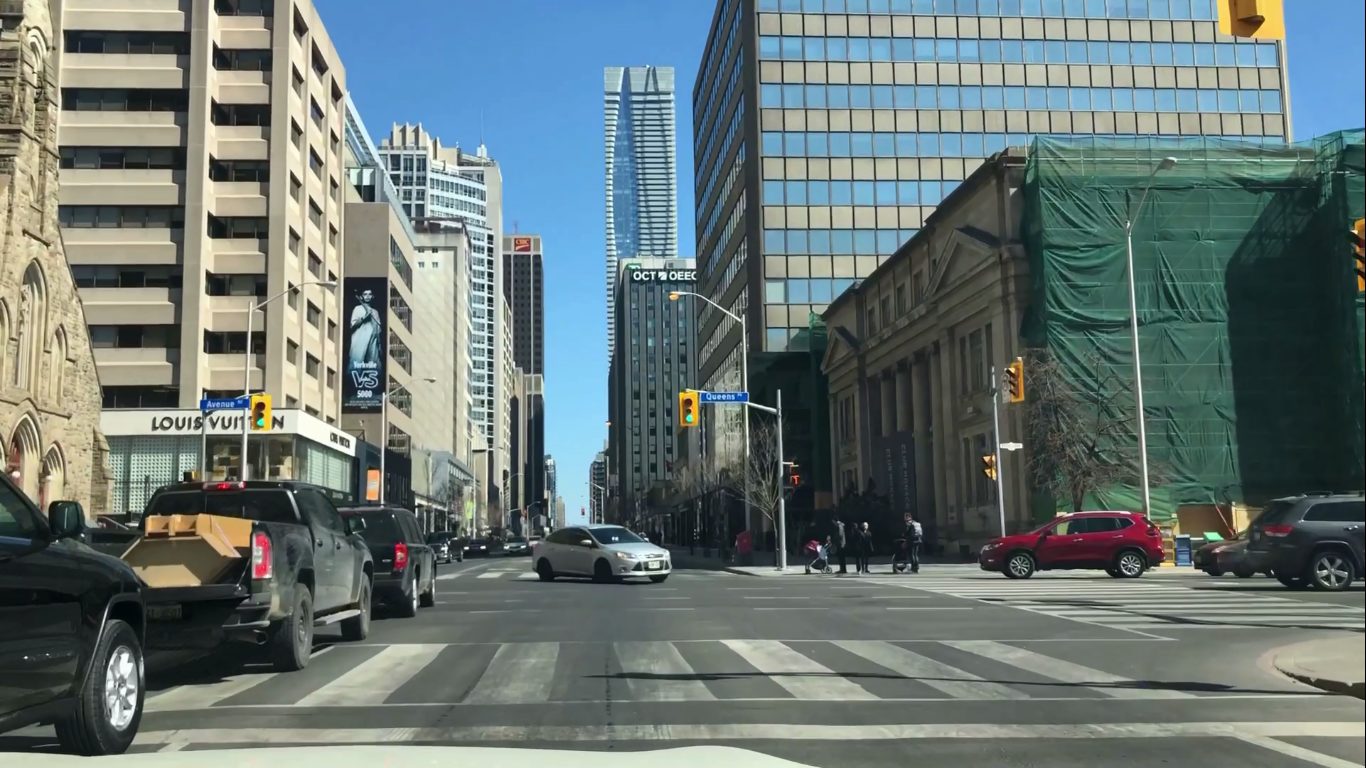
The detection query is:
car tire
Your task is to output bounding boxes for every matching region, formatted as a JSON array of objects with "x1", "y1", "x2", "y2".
[
  {"x1": 1233, "y1": 566, "x2": 1256, "y2": 579},
  {"x1": 593, "y1": 559, "x2": 615, "y2": 583},
  {"x1": 54, "y1": 618, "x2": 144, "y2": 756},
  {"x1": 1105, "y1": 567, "x2": 1122, "y2": 578},
  {"x1": 340, "y1": 578, "x2": 371, "y2": 641},
  {"x1": 1308, "y1": 551, "x2": 1355, "y2": 592},
  {"x1": 1113, "y1": 550, "x2": 1147, "y2": 579},
  {"x1": 270, "y1": 586, "x2": 313, "y2": 672},
  {"x1": 420, "y1": 572, "x2": 437, "y2": 608},
  {"x1": 1204, "y1": 567, "x2": 1223, "y2": 577},
  {"x1": 394, "y1": 572, "x2": 419, "y2": 618},
  {"x1": 649, "y1": 575, "x2": 669, "y2": 583},
  {"x1": 1276, "y1": 572, "x2": 1310, "y2": 590},
  {"x1": 536, "y1": 558, "x2": 555, "y2": 582},
  {"x1": 1004, "y1": 551, "x2": 1035, "y2": 579}
]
